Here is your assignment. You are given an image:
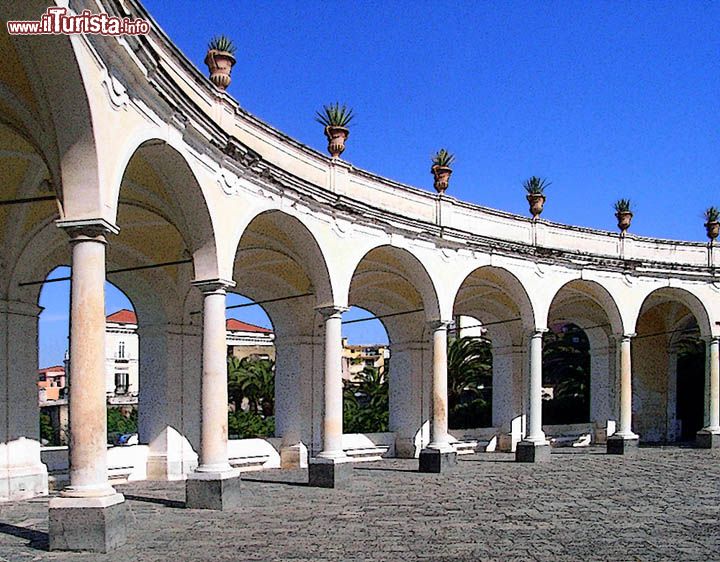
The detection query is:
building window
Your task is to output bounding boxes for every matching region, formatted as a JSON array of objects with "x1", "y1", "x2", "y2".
[
  {"x1": 118, "y1": 341, "x2": 125, "y2": 359},
  {"x1": 114, "y1": 372, "x2": 129, "y2": 394}
]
